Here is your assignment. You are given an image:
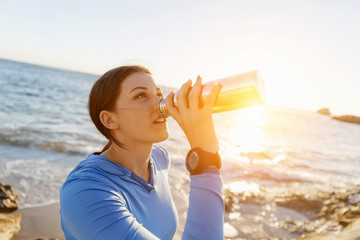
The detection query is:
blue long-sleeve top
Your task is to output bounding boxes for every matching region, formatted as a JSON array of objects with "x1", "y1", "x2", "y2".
[{"x1": 60, "y1": 145, "x2": 224, "y2": 239}]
